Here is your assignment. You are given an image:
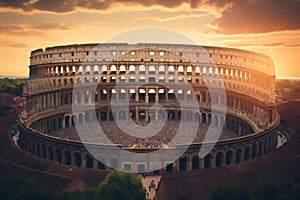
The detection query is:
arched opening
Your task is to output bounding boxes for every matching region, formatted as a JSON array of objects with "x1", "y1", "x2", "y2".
[
  {"x1": 192, "y1": 156, "x2": 200, "y2": 170},
  {"x1": 64, "y1": 151, "x2": 71, "y2": 165},
  {"x1": 139, "y1": 65, "x2": 145, "y2": 74},
  {"x1": 100, "y1": 111, "x2": 107, "y2": 121},
  {"x1": 168, "y1": 111, "x2": 175, "y2": 120},
  {"x1": 244, "y1": 147, "x2": 251, "y2": 161},
  {"x1": 258, "y1": 141, "x2": 263, "y2": 157},
  {"x1": 149, "y1": 66, "x2": 155, "y2": 74},
  {"x1": 226, "y1": 150, "x2": 233, "y2": 165},
  {"x1": 101, "y1": 65, "x2": 107, "y2": 74},
  {"x1": 159, "y1": 65, "x2": 165, "y2": 74},
  {"x1": 65, "y1": 116, "x2": 70, "y2": 127},
  {"x1": 158, "y1": 89, "x2": 165, "y2": 101},
  {"x1": 129, "y1": 65, "x2": 135, "y2": 74},
  {"x1": 119, "y1": 65, "x2": 126, "y2": 74},
  {"x1": 204, "y1": 154, "x2": 212, "y2": 169},
  {"x1": 201, "y1": 113, "x2": 207, "y2": 124},
  {"x1": 55, "y1": 149, "x2": 62, "y2": 163},
  {"x1": 148, "y1": 77, "x2": 155, "y2": 83},
  {"x1": 74, "y1": 152, "x2": 82, "y2": 167},
  {"x1": 179, "y1": 157, "x2": 187, "y2": 171},
  {"x1": 235, "y1": 149, "x2": 242, "y2": 163},
  {"x1": 166, "y1": 163, "x2": 173, "y2": 173},
  {"x1": 41, "y1": 144, "x2": 46, "y2": 158},
  {"x1": 139, "y1": 89, "x2": 145, "y2": 102},
  {"x1": 168, "y1": 66, "x2": 175, "y2": 74},
  {"x1": 178, "y1": 66, "x2": 184, "y2": 74},
  {"x1": 110, "y1": 65, "x2": 117, "y2": 74},
  {"x1": 252, "y1": 143, "x2": 257, "y2": 159},
  {"x1": 86, "y1": 155, "x2": 94, "y2": 168},
  {"x1": 98, "y1": 158, "x2": 106, "y2": 170},
  {"x1": 48, "y1": 147, "x2": 54, "y2": 160},
  {"x1": 168, "y1": 89, "x2": 175, "y2": 100},
  {"x1": 149, "y1": 89, "x2": 156, "y2": 103},
  {"x1": 215, "y1": 152, "x2": 224, "y2": 167}
]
